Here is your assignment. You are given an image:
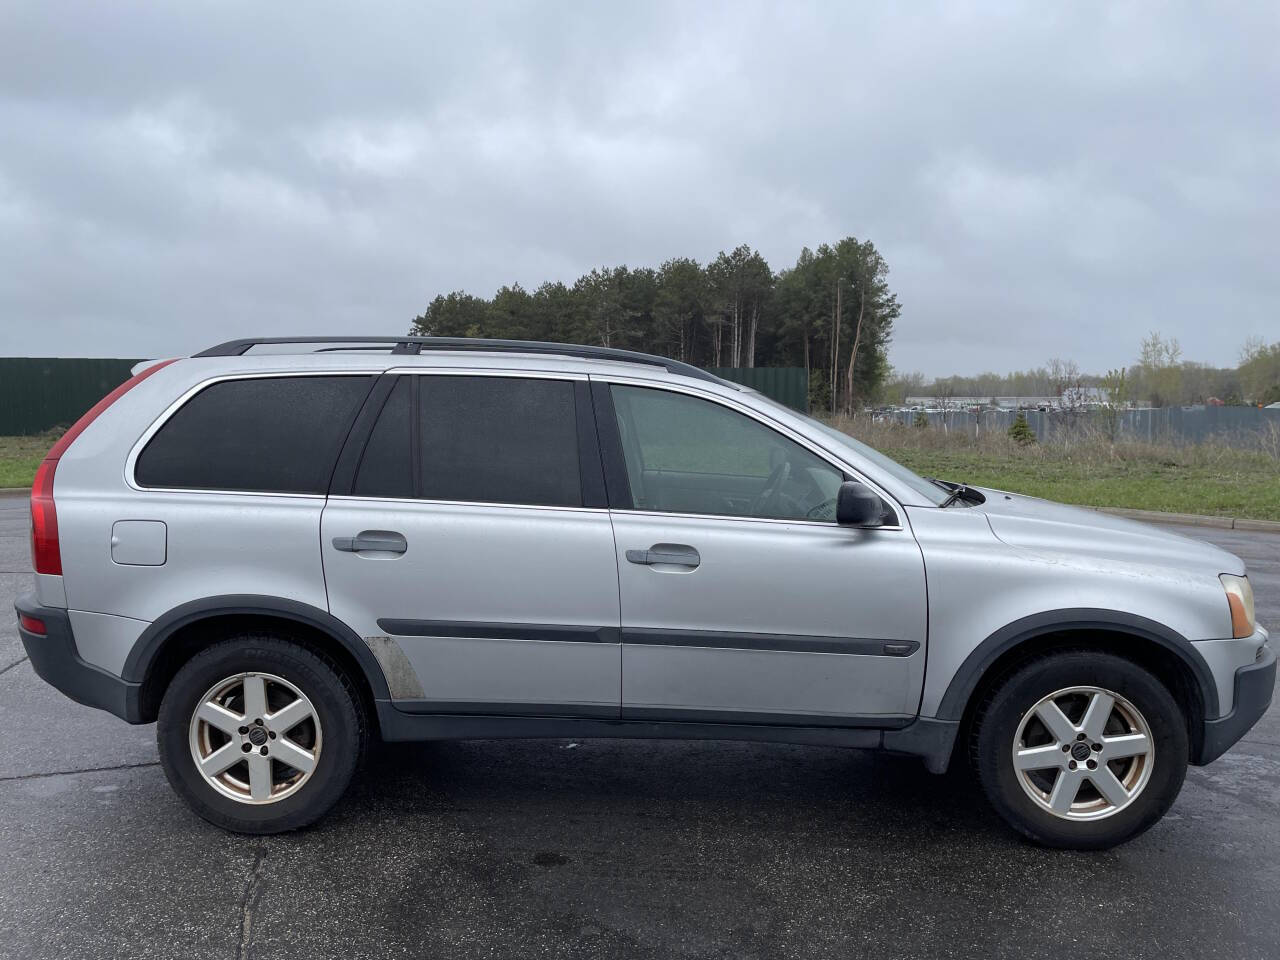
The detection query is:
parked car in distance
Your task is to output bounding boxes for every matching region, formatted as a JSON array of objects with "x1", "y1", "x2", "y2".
[{"x1": 15, "y1": 337, "x2": 1274, "y2": 848}]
